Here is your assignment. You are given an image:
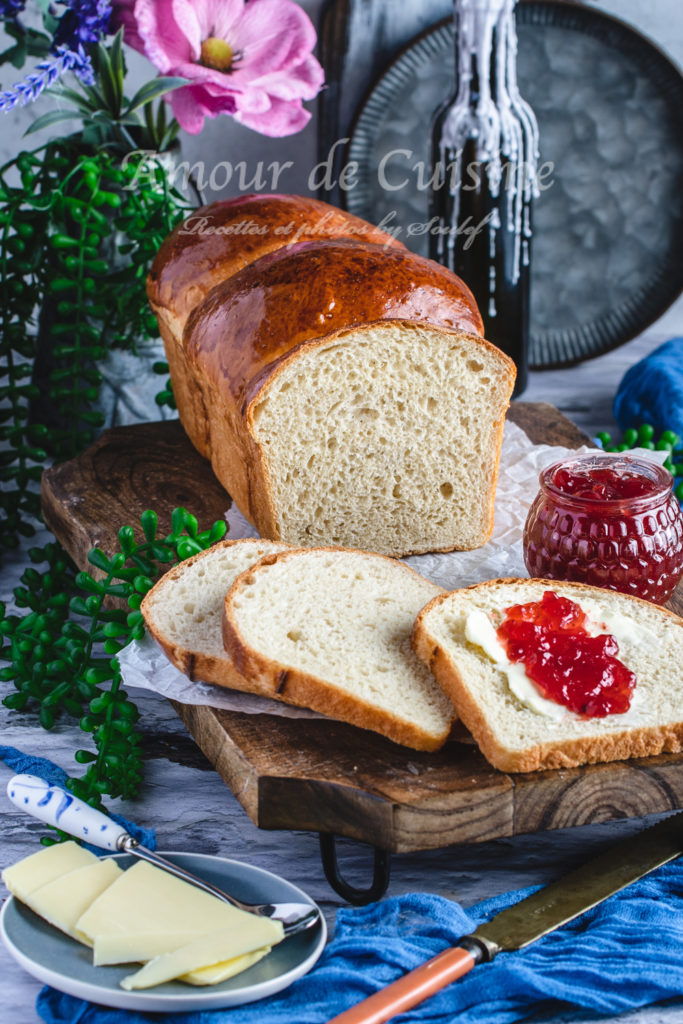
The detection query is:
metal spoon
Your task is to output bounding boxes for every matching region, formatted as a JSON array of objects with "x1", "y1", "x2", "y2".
[{"x1": 6, "y1": 774, "x2": 320, "y2": 936}]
